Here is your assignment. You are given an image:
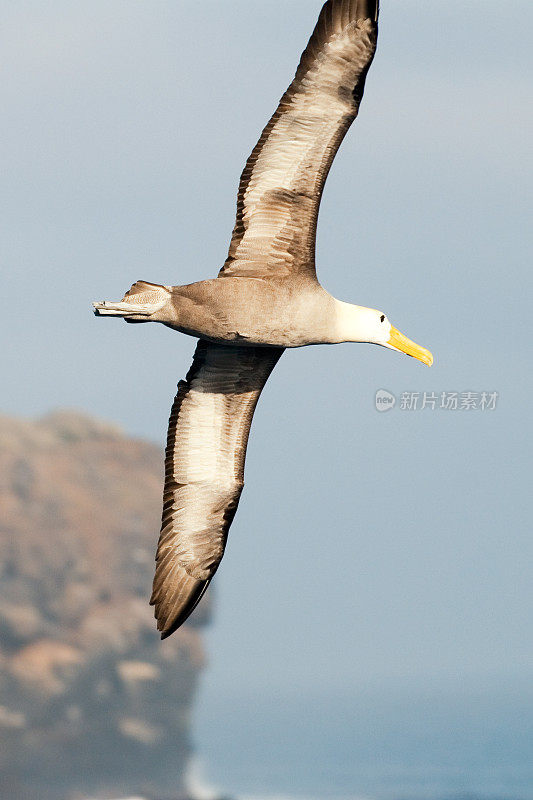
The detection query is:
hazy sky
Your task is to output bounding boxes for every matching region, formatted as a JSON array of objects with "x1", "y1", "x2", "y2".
[{"x1": 2, "y1": 0, "x2": 531, "y2": 739}]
